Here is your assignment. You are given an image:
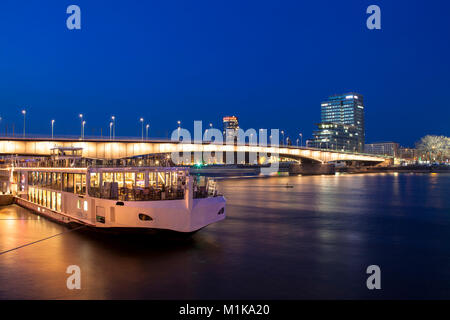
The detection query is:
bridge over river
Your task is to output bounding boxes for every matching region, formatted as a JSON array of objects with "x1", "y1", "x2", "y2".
[{"x1": 0, "y1": 137, "x2": 388, "y2": 165}]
